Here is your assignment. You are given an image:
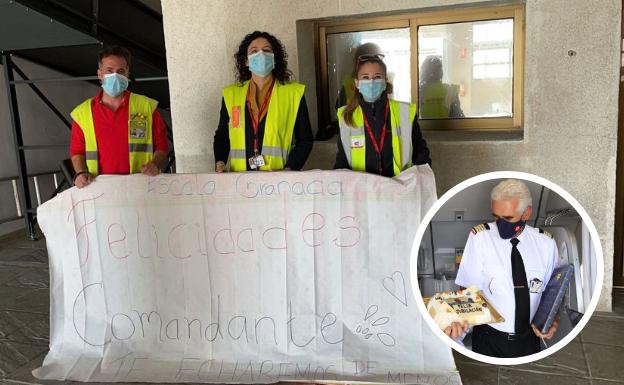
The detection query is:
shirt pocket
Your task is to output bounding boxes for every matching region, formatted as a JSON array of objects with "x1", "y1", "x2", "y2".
[
  {"x1": 481, "y1": 265, "x2": 507, "y2": 297},
  {"x1": 526, "y1": 268, "x2": 546, "y2": 295}
]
